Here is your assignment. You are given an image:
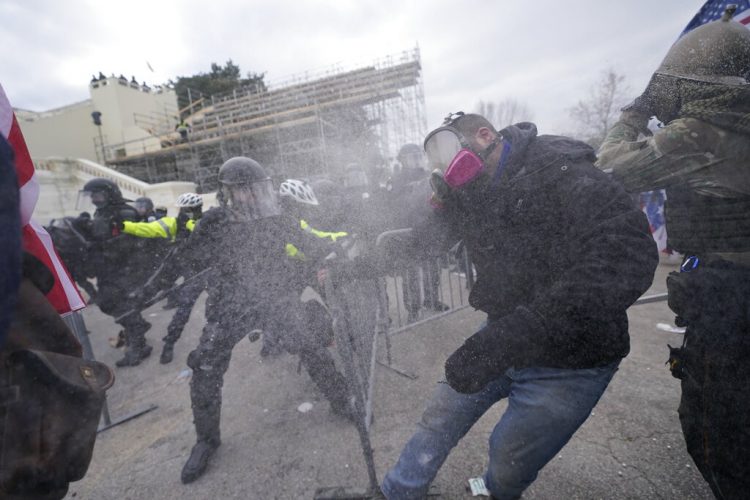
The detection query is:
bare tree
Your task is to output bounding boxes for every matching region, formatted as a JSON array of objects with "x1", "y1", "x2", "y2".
[
  {"x1": 568, "y1": 69, "x2": 630, "y2": 148},
  {"x1": 475, "y1": 98, "x2": 535, "y2": 130}
]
